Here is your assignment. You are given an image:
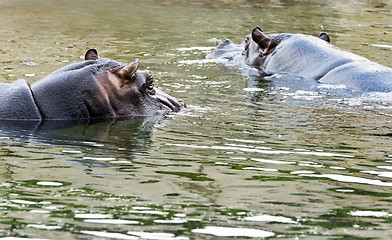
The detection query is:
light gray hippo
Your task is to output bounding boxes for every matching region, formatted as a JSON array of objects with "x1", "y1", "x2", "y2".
[
  {"x1": 0, "y1": 49, "x2": 183, "y2": 120},
  {"x1": 244, "y1": 27, "x2": 392, "y2": 92}
]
